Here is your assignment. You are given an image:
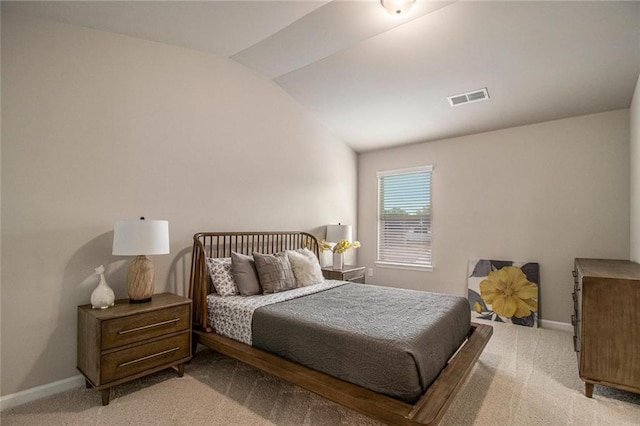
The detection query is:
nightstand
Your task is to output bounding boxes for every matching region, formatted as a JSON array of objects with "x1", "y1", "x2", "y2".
[
  {"x1": 77, "y1": 292, "x2": 192, "y2": 405},
  {"x1": 322, "y1": 265, "x2": 366, "y2": 283}
]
